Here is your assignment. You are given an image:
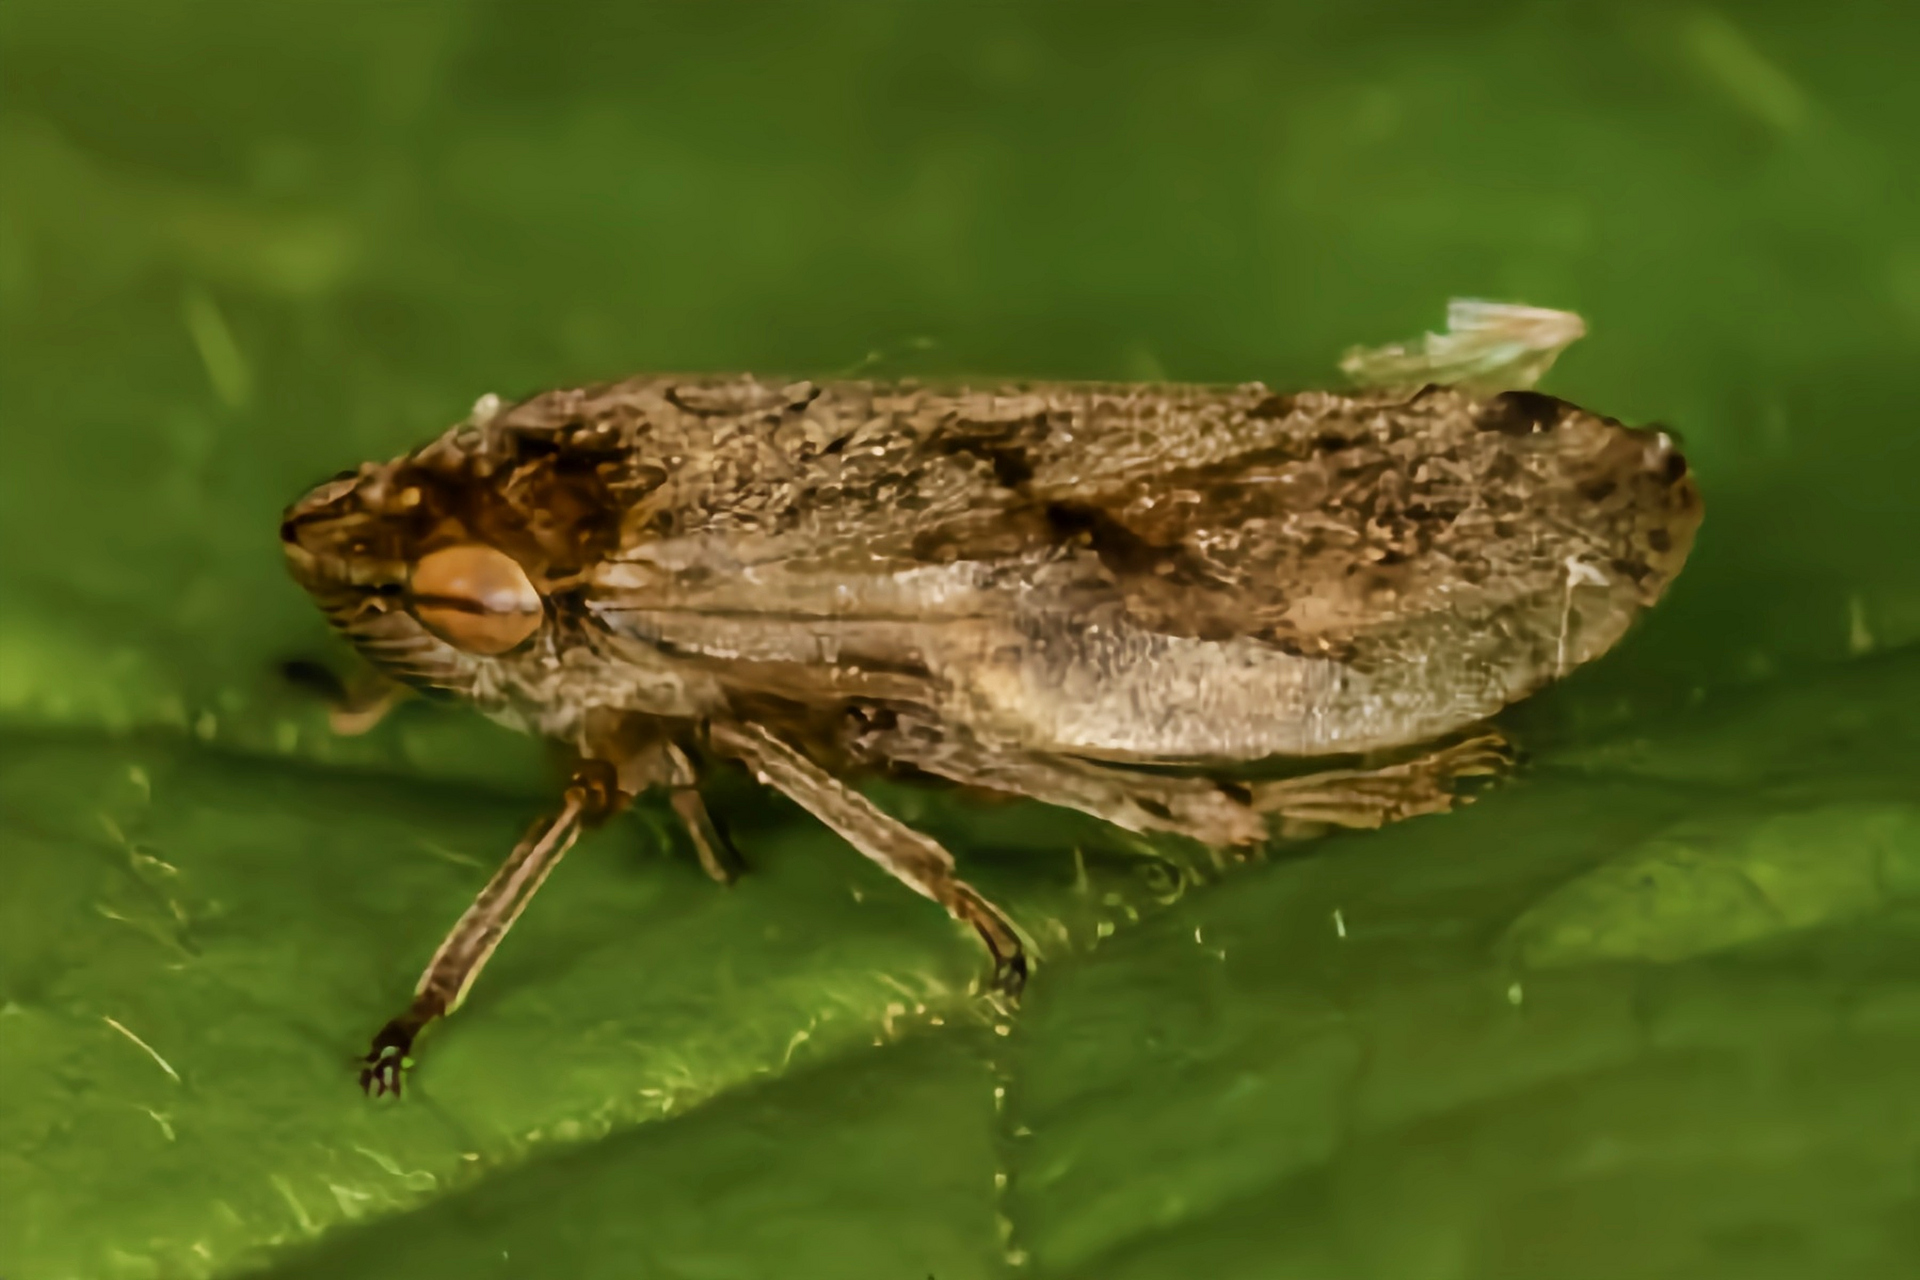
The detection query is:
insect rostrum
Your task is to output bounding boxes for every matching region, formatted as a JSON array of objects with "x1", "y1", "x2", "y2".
[{"x1": 282, "y1": 317, "x2": 1700, "y2": 1095}]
